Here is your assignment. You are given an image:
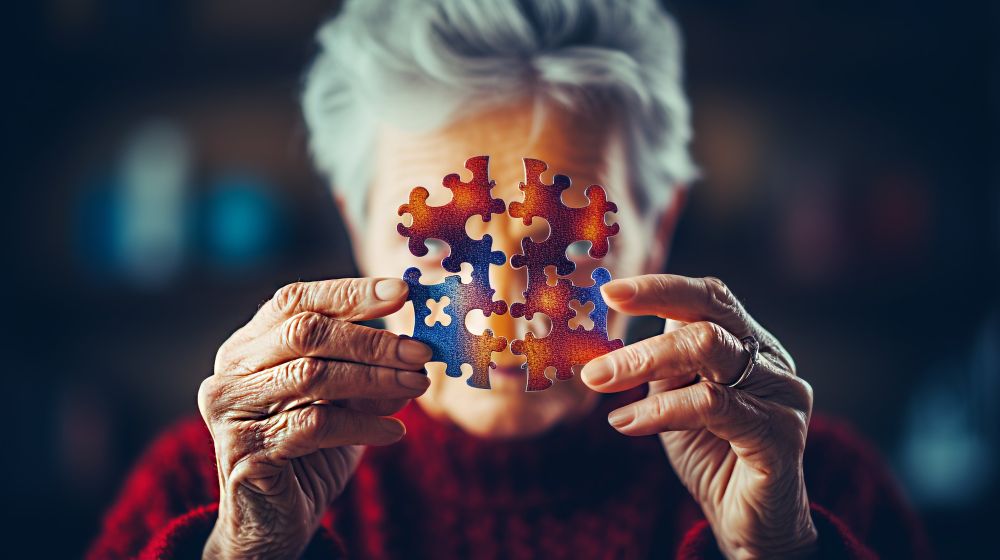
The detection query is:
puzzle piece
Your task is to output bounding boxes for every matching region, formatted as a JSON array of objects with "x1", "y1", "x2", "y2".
[
  {"x1": 403, "y1": 269, "x2": 508, "y2": 389},
  {"x1": 510, "y1": 268, "x2": 624, "y2": 391},
  {"x1": 508, "y1": 158, "x2": 620, "y2": 275},
  {"x1": 398, "y1": 156, "x2": 622, "y2": 391},
  {"x1": 398, "y1": 155, "x2": 507, "y2": 275},
  {"x1": 508, "y1": 159, "x2": 623, "y2": 391},
  {"x1": 398, "y1": 156, "x2": 508, "y2": 388}
]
